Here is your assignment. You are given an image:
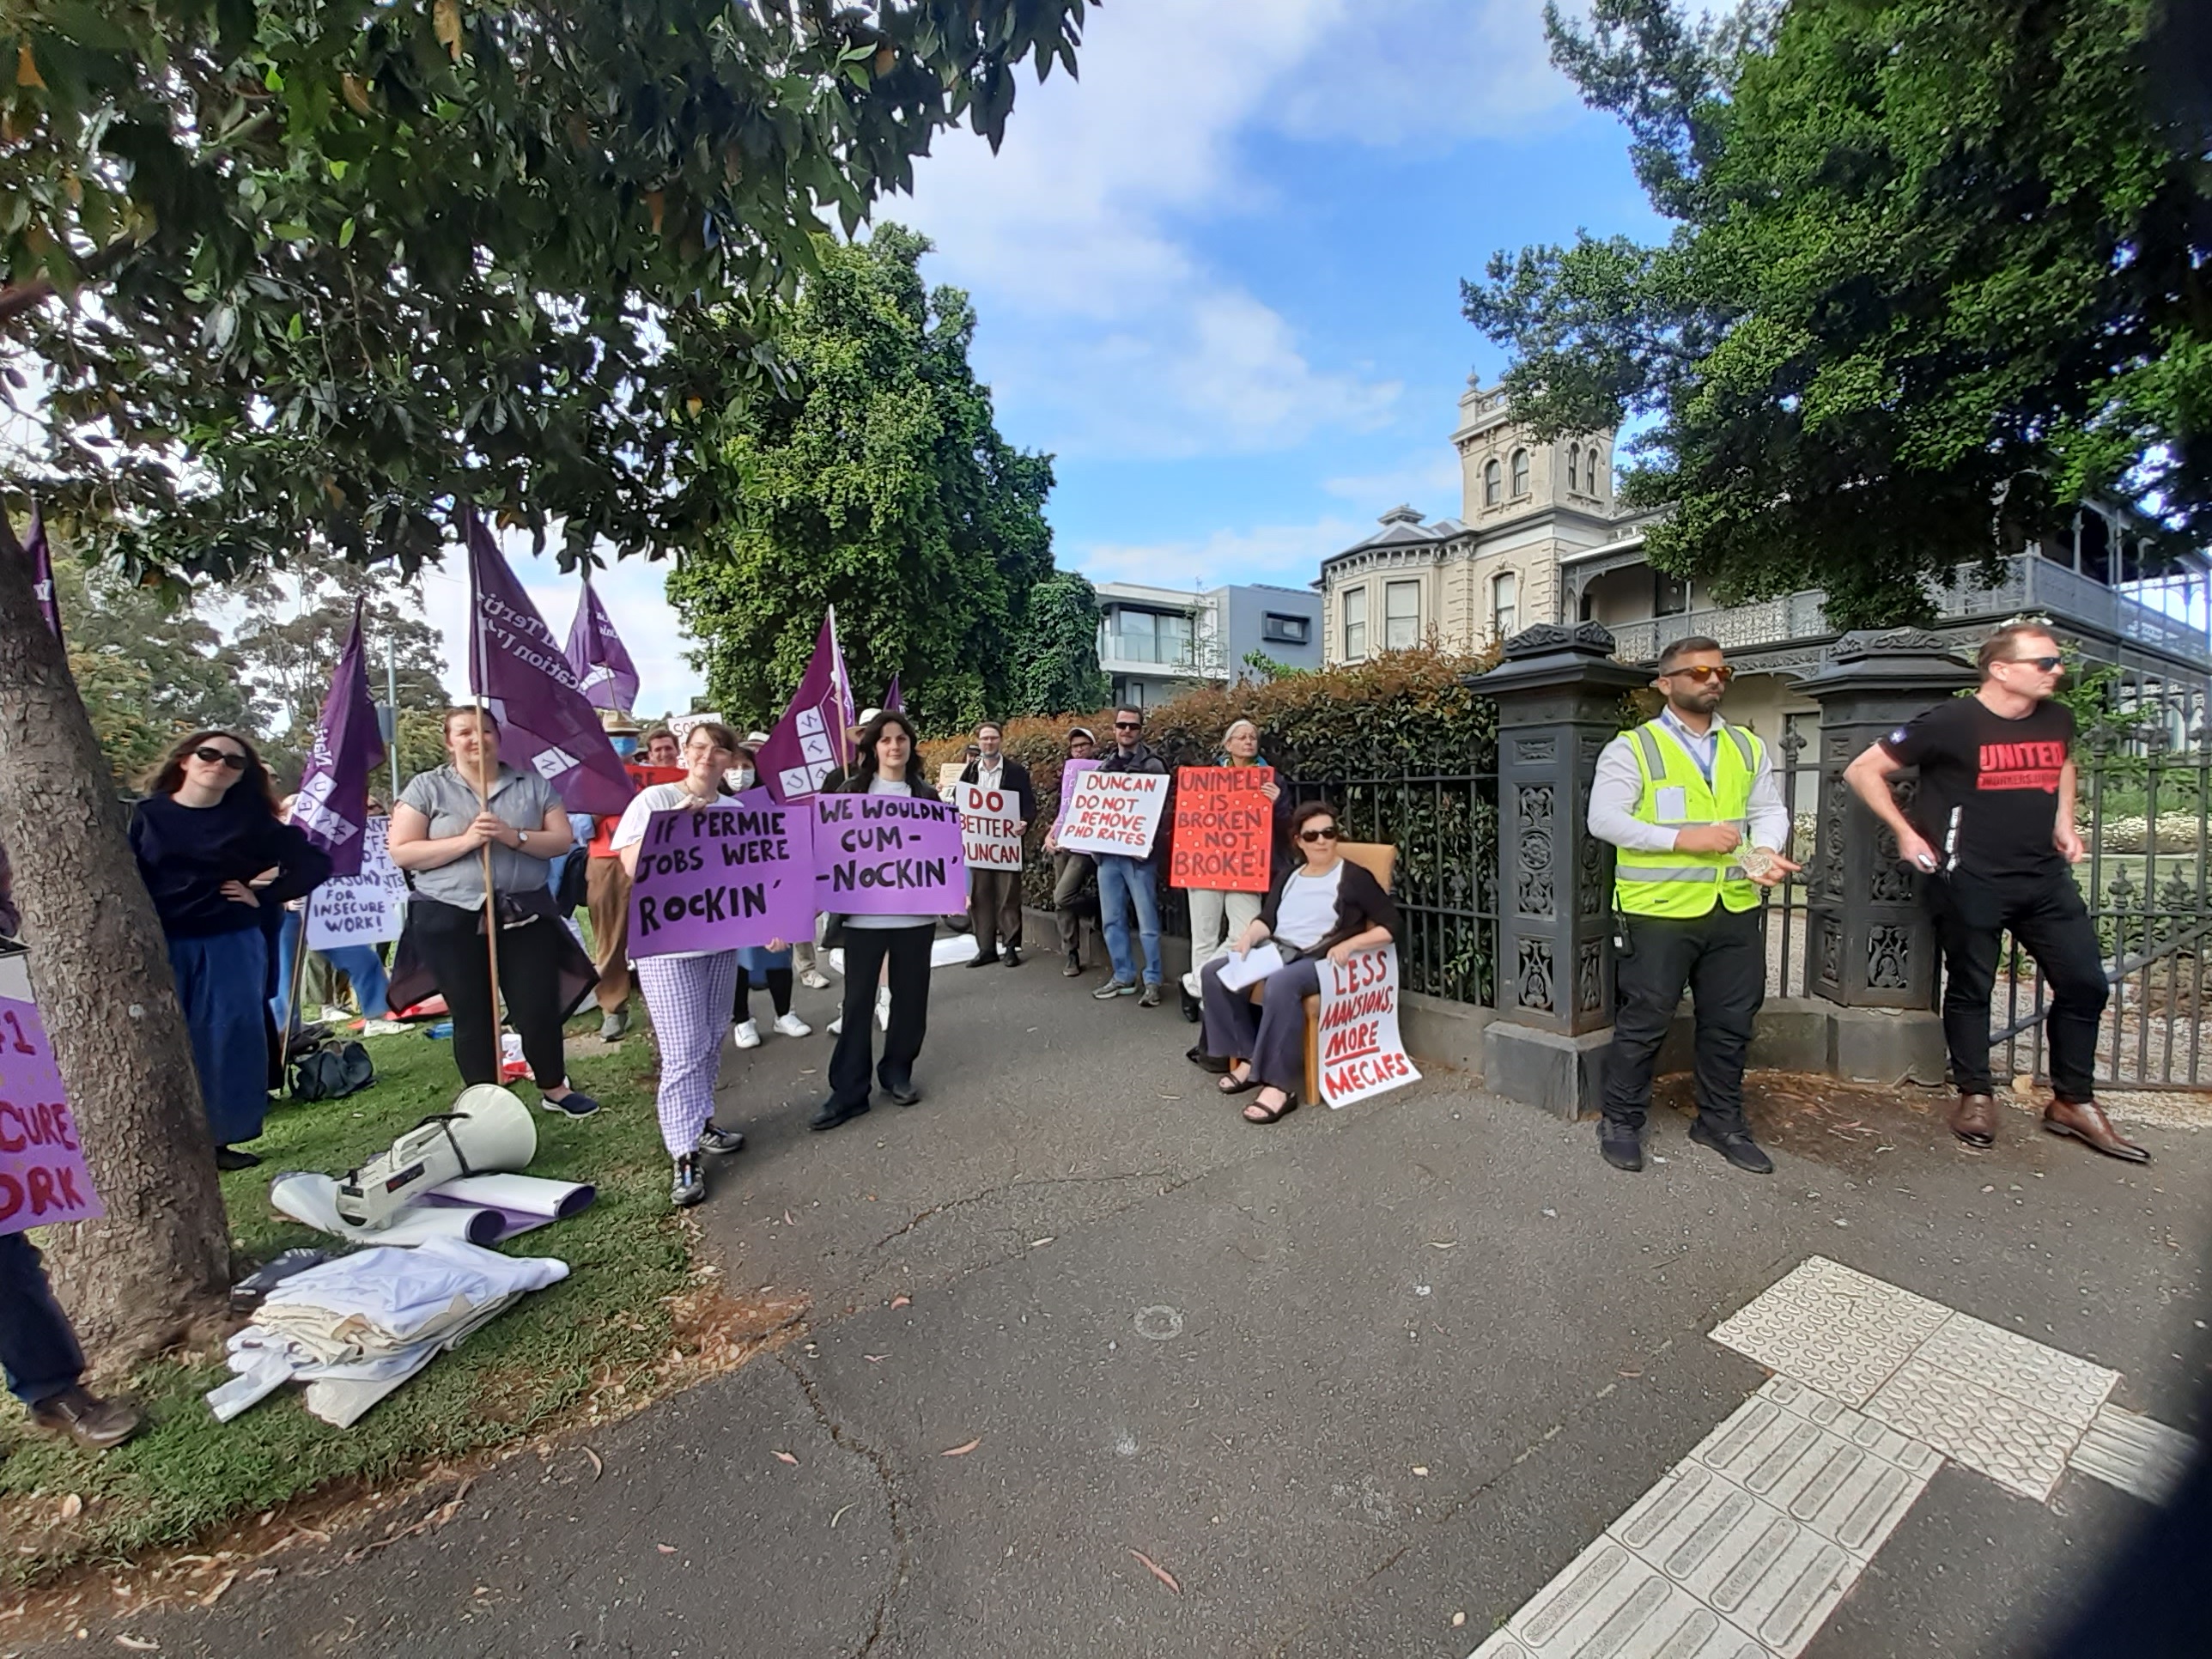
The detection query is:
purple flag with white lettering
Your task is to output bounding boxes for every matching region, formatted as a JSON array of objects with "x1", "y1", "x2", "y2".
[
  {"x1": 757, "y1": 610, "x2": 857, "y2": 805},
  {"x1": 882, "y1": 673, "x2": 902, "y2": 714},
  {"x1": 463, "y1": 512, "x2": 635, "y2": 815},
  {"x1": 22, "y1": 503, "x2": 59, "y2": 641},
  {"x1": 291, "y1": 601, "x2": 384, "y2": 876},
  {"x1": 563, "y1": 578, "x2": 641, "y2": 714}
]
